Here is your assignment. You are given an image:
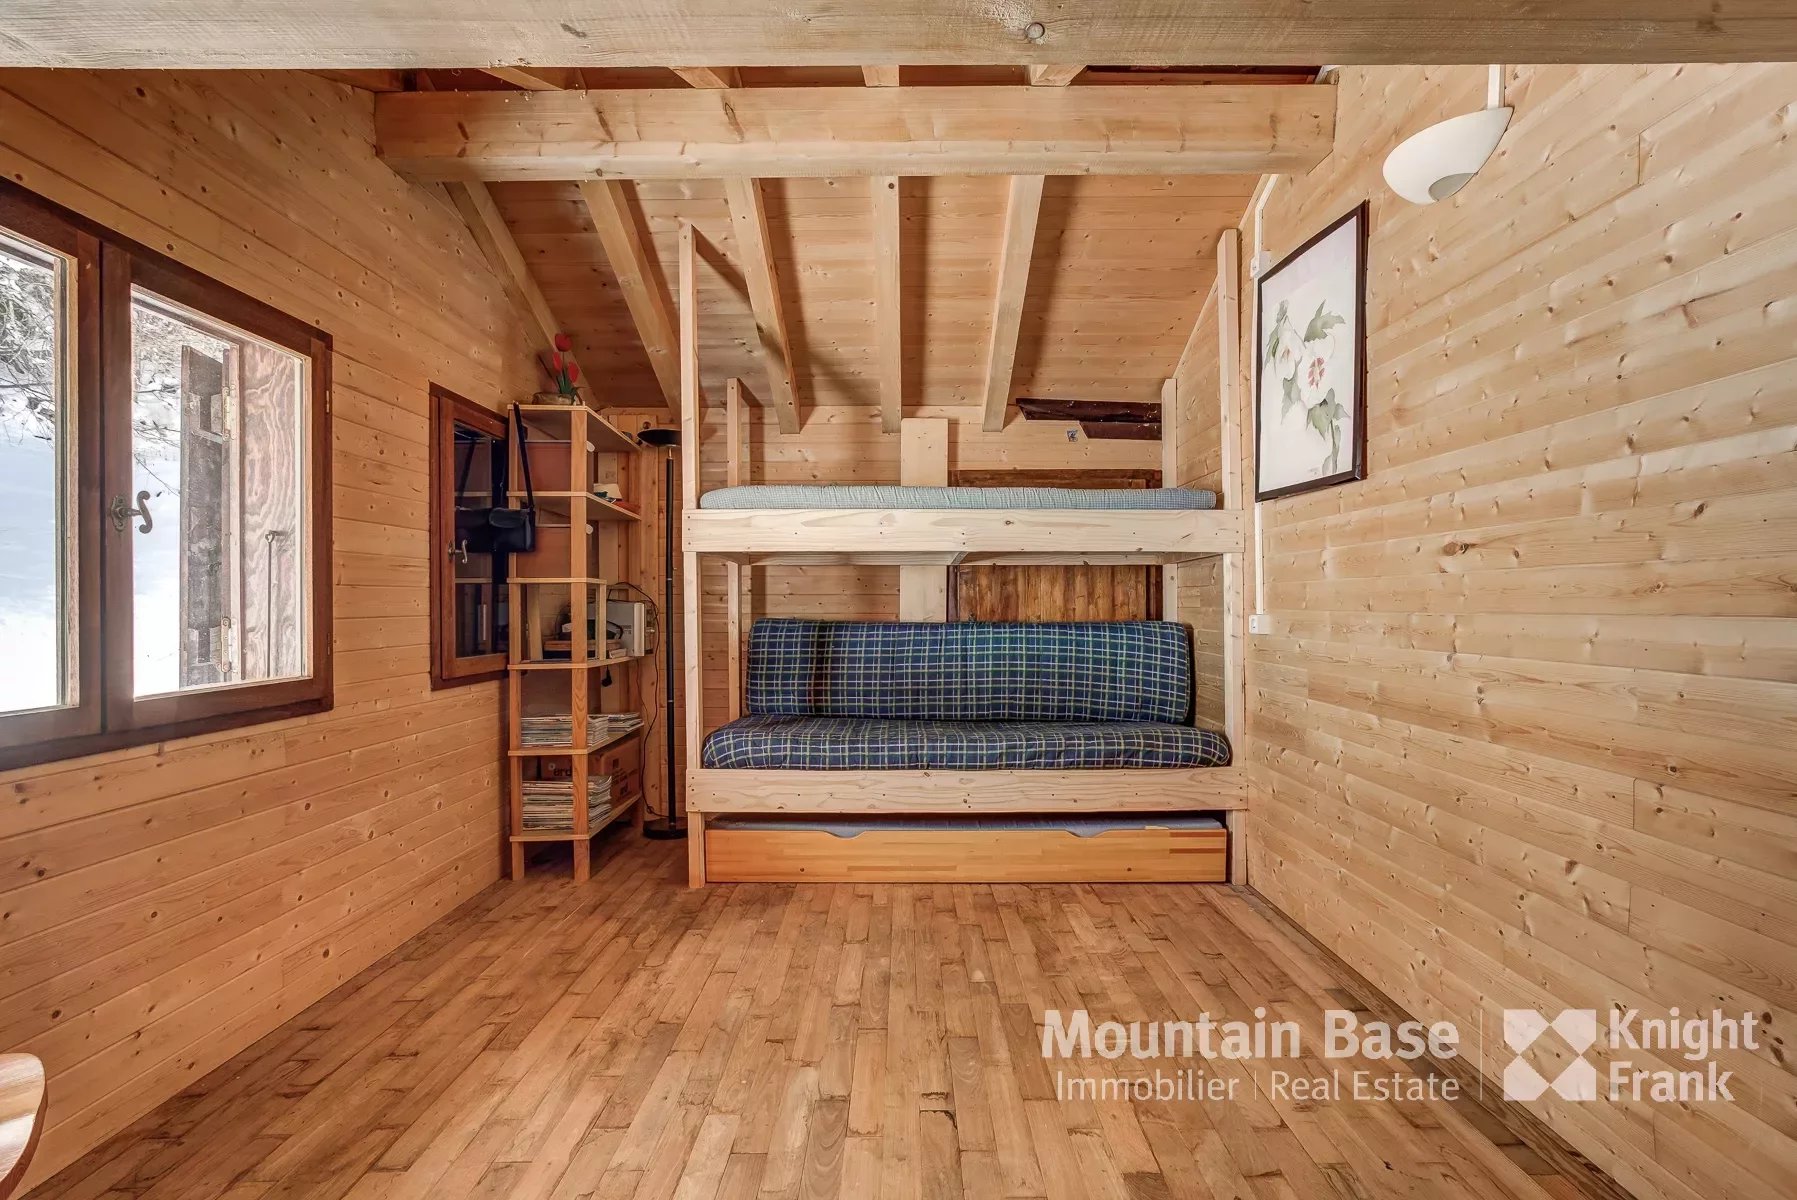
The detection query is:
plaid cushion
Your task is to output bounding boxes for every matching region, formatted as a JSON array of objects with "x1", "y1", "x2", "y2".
[
  {"x1": 701, "y1": 717, "x2": 1230, "y2": 770},
  {"x1": 746, "y1": 619, "x2": 1191, "y2": 724}
]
